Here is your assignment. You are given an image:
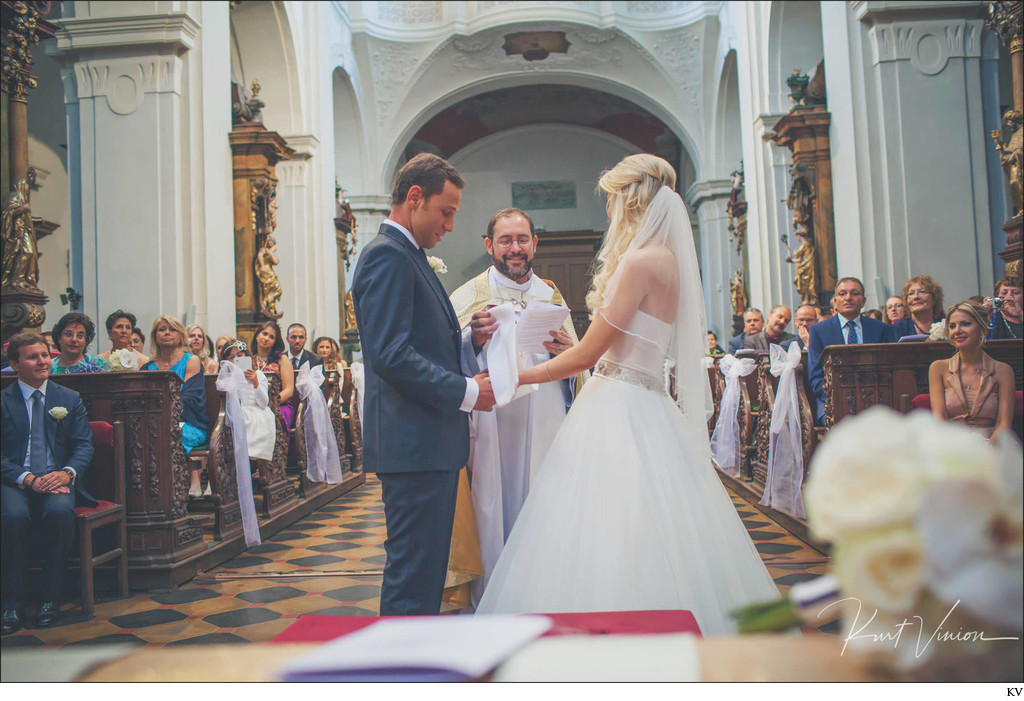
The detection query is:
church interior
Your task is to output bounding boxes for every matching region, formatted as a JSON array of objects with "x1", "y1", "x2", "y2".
[{"x1": 1, "y1": 0, "x2": 1022, "y2": 684}]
